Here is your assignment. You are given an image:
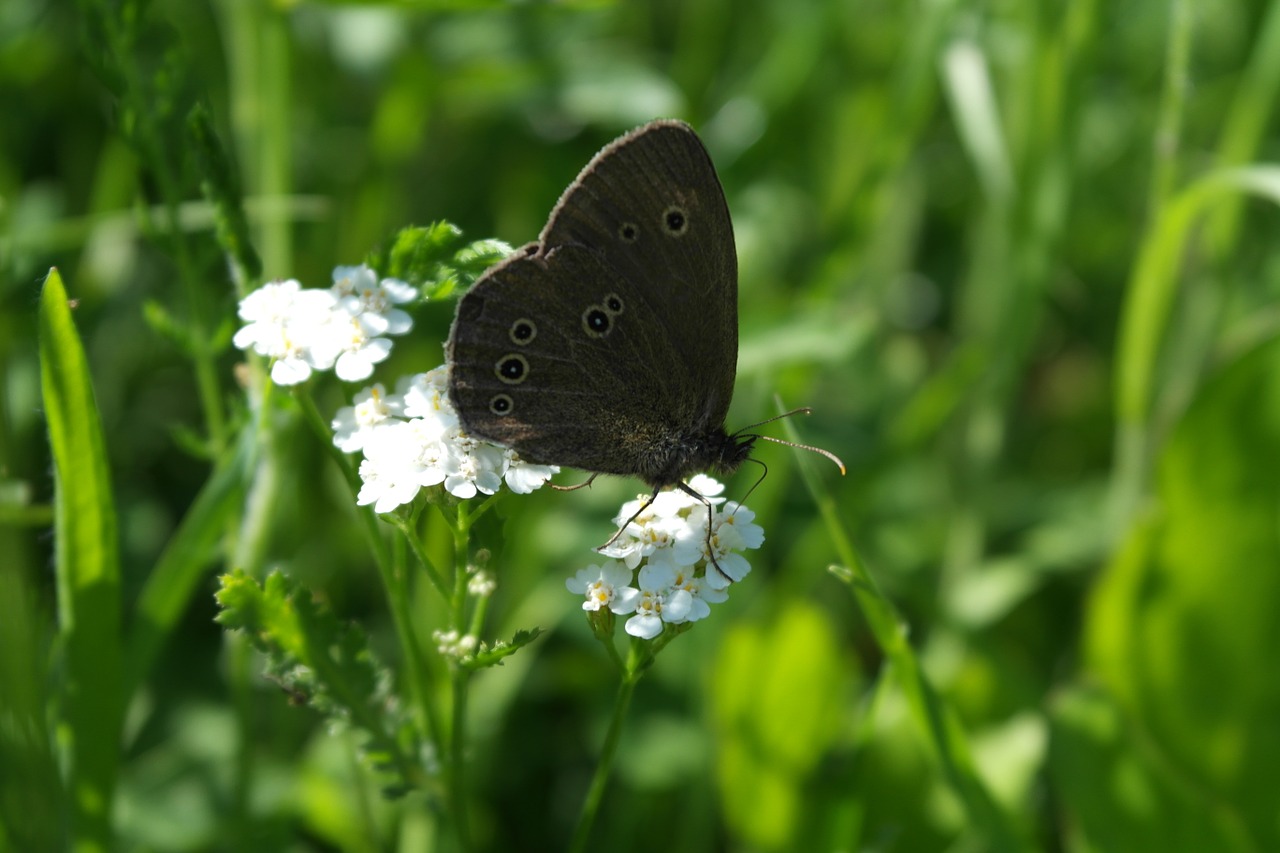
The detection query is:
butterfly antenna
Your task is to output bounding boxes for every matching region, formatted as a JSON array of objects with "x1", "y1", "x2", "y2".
[{"x1": 734, "y1": 407, "x2": 846, "y2": 475}]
